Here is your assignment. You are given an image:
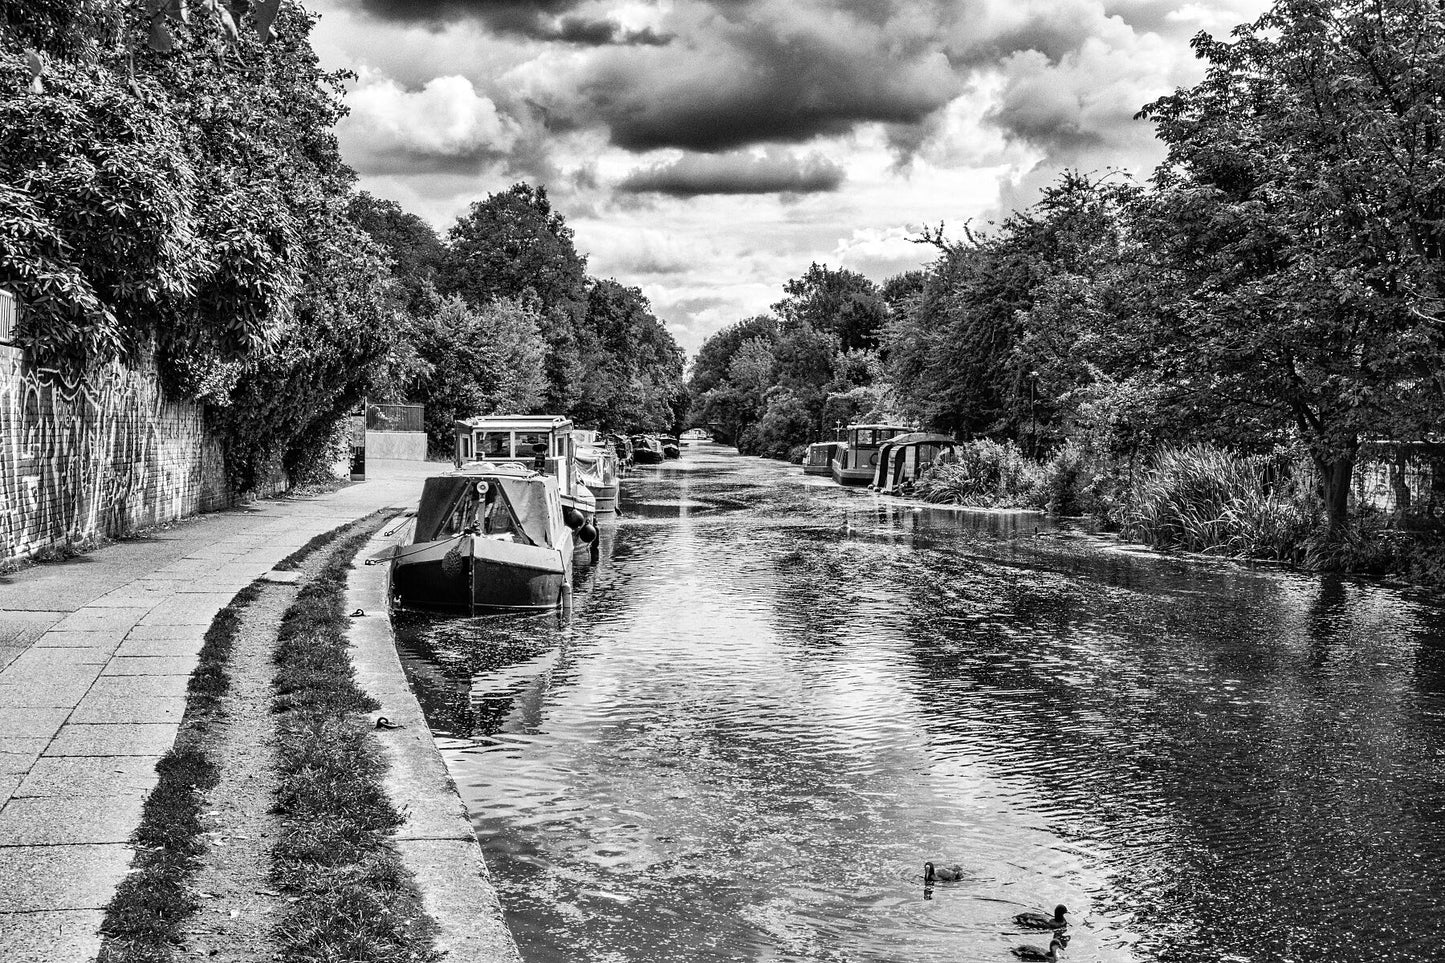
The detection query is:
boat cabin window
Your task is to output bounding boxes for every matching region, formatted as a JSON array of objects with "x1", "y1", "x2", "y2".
[
  {"x1": 459, "y1": 435, "x2": 473, "y2": 460},
  {"x1": 477, "y1": 432, "x2": 512, "y2": 459}
]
